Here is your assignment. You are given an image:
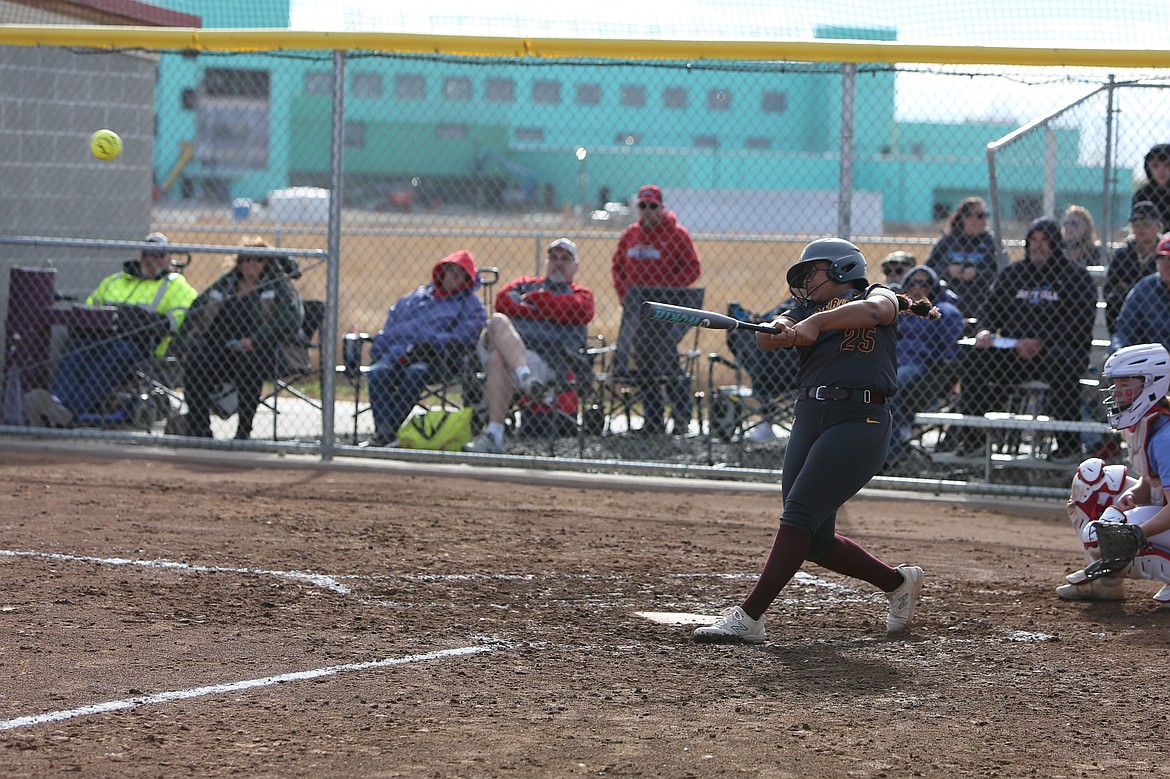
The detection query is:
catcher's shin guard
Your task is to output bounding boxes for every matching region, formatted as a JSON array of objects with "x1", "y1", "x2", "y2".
[{"x1": 1069, "y1": 460, "x2": 1133, "y2": 565}]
